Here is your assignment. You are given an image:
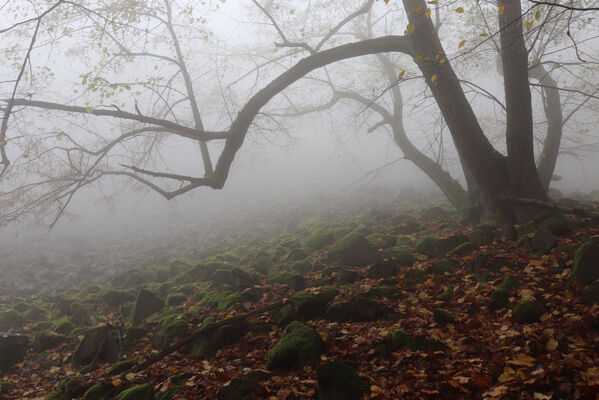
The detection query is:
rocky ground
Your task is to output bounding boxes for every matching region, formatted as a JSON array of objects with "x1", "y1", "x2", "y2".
[{"x1": 0, "y1": 190, "x2": 598, "y2": 399}]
